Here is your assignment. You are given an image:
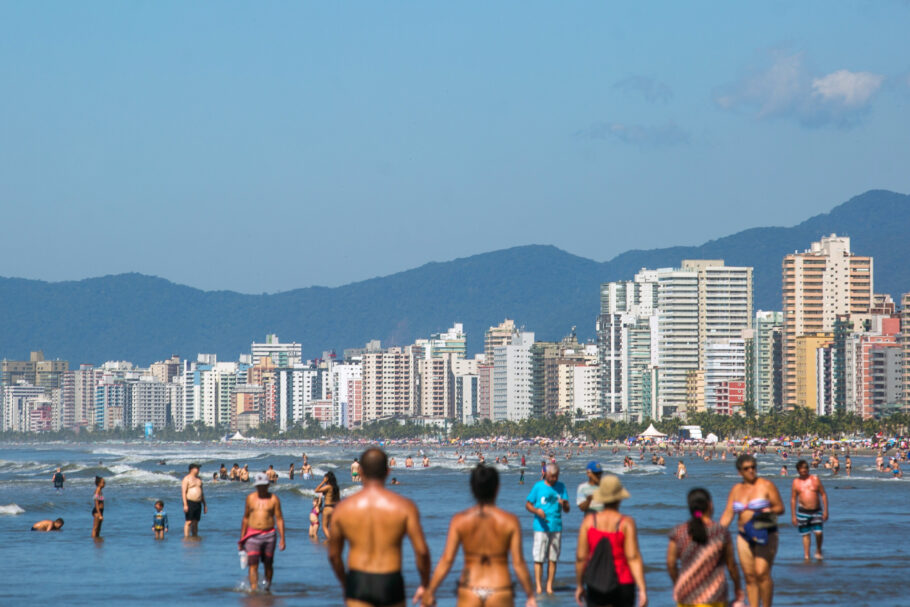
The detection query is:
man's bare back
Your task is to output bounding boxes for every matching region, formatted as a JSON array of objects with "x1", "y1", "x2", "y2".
[{"x1": 328, "y1": 448, "x2": 430, "y2": 607}]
